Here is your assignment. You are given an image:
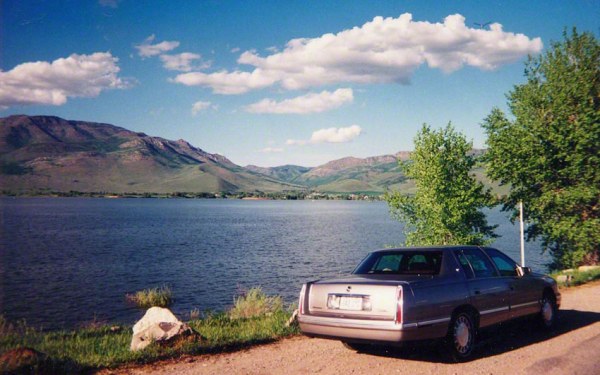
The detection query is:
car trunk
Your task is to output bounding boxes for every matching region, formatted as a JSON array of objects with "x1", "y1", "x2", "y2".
[{"x1": 306, "y1": 276, "x2": 411, "y2": 320}]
